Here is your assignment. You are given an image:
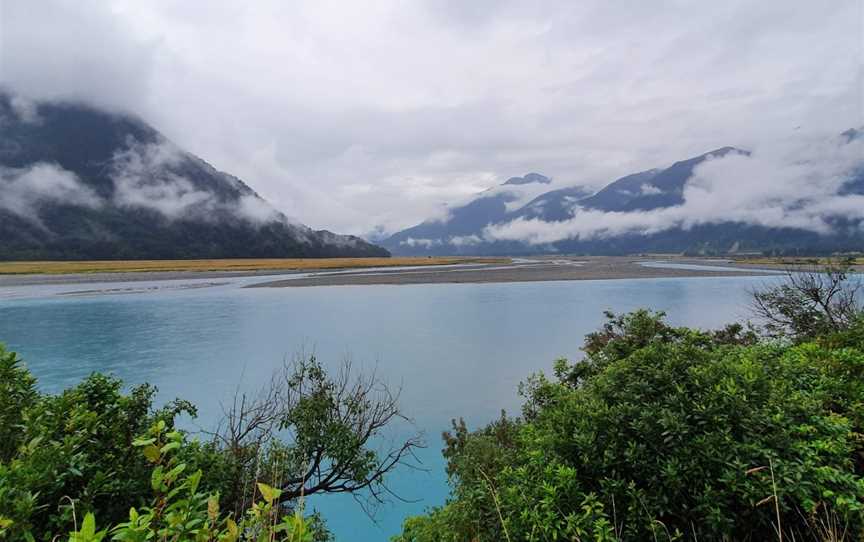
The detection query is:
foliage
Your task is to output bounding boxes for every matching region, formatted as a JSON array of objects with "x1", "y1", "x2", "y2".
[
  {"x1": 204, "y1": 355, "x2": 423, "y2": 517},
  {"x1": 751, "y1": 258, "x2": 862, "y2": 342},
  {"x1": 0, "y1": 366, "x2": 195, "y2": 540},
  {"x1": 0, "y1": 348, "x2": 415, "y2": 541},
  {"x1": 396, "y1": 310, "x2": 864, "y2": 541},
  {"x1": 0, "y1": 344, "x2": 37, "y2": 462},
  {"x1": 65, "y1": 420, "x2": 326, "y2": 542}
]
